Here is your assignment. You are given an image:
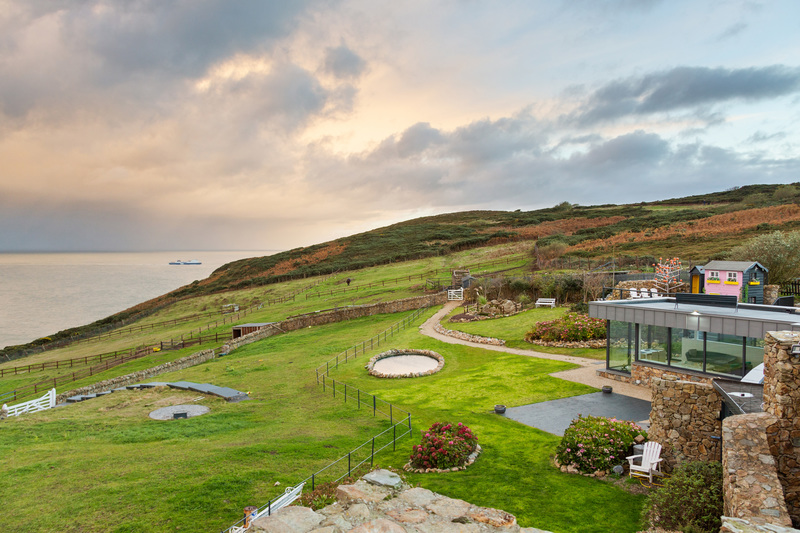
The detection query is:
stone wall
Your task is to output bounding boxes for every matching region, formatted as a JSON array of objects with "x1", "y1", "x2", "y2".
[
  {"x1": 597, "y1": 362, "x2": 714, "y2": 387},
  {"x1": 764, "y1": 285, "x2": 781, "y2": 305},
  {"x1": 723, "y1": 413, "x2": 793, "y2": 526},
  {"x1": 56, "y1": 349, "x2": 215, "y2": 403},
  {"x1": 763, "y1": 331, "x2": 800, "y2": 526},
  {"x1": 647, "y1": 376, "x2": 722, "y2": 471}
]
